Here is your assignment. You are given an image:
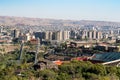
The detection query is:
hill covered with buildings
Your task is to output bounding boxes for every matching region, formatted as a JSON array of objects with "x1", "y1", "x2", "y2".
[{"x1": 0, "y1": 16, "x2": 120, "y2": 27}]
